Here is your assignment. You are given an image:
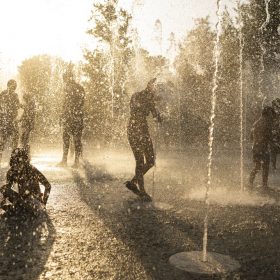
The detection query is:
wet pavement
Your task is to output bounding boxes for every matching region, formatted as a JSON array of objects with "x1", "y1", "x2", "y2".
[{"x1": 1, "y1": 148, "x2": 280, "y2": 279}]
